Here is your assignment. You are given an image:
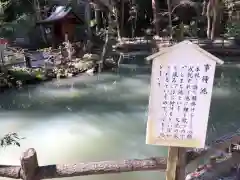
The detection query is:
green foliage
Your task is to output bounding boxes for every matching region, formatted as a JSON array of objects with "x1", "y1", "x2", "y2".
[
  {"x1": 0, "y1": 0, "x2": 38, "y2": 39},
  {"x1": 0, "y1": 0, "x2": 33, "y2": 22},
  {"x1": 1, "y1": 133, "x2": 24, "y2": 147},
  {"x1": 9, "y1": 67, "x2": 46, "y2": 82},
  {"x1": 172, "y1": 21, "x2": 200, "y2": 40},
  {"x1": 0, "y1": 66, "x2": 47, "y2": 89},
  {"x1": 225, "y1": 22, "x2": 240, "y2": 37},
  {"x1": 0, "y1": 14, "x2": 35, "y2": 39}
]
